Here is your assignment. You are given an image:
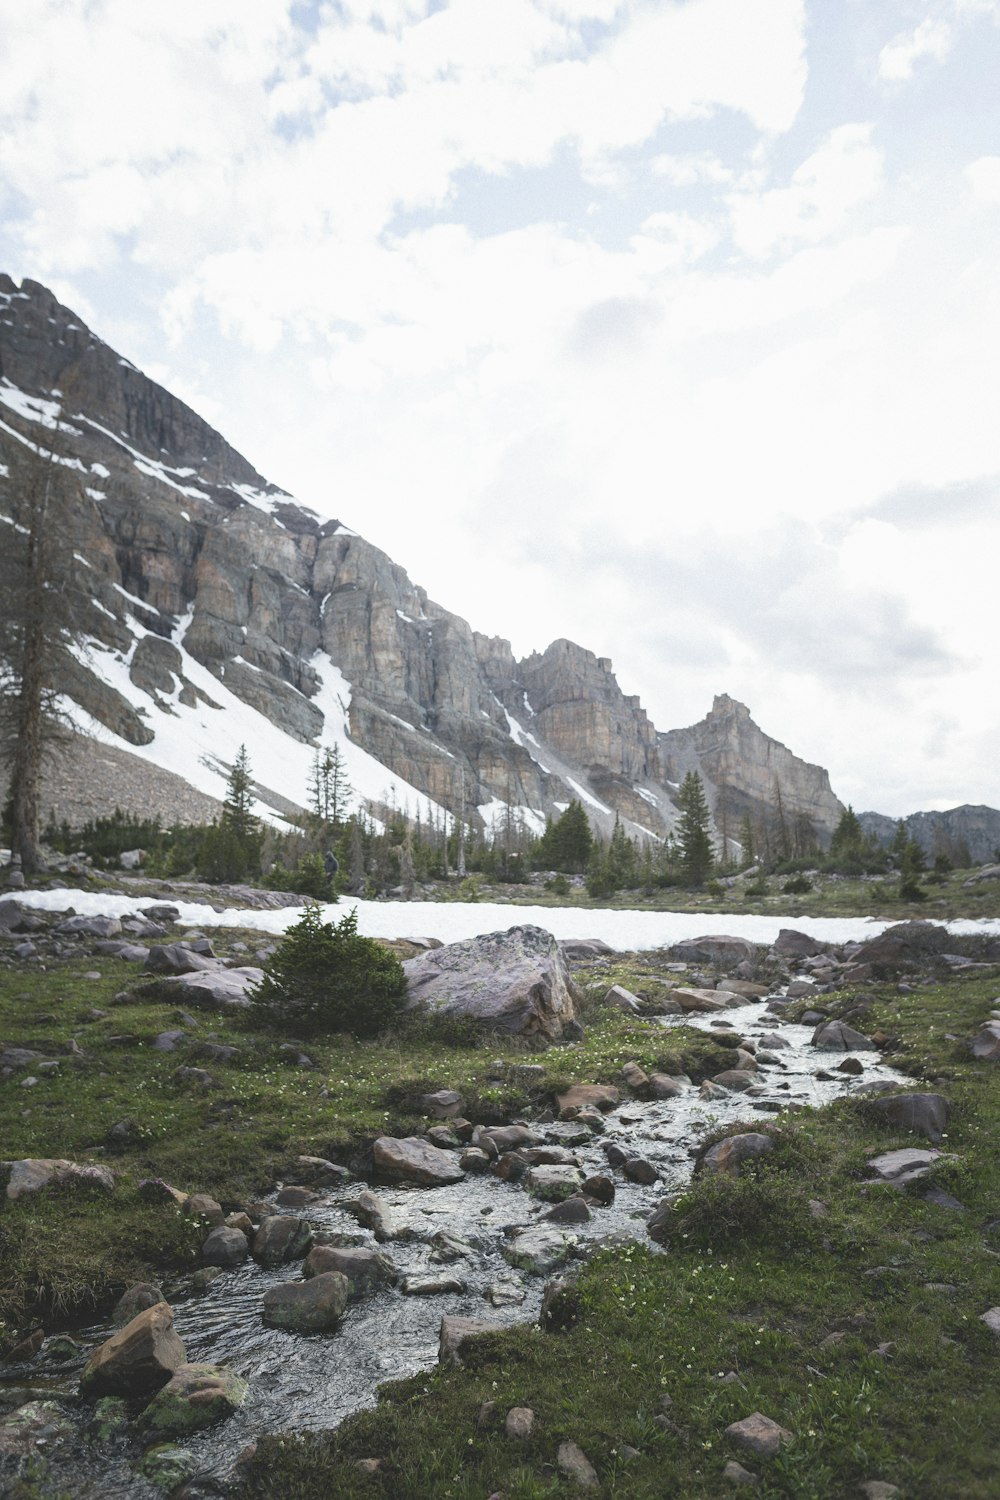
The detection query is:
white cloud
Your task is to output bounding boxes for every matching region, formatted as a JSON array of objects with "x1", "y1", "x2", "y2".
[
  {"x1": 877, "y1": 17, "x2": 953, "y2": 82},
  {"x1": 726, "y1": 124, "x2": 883, "y2": 259},
  {"x1": 966, "y1": 155, "x2": 1000, "y2": 203}
]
